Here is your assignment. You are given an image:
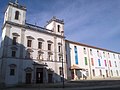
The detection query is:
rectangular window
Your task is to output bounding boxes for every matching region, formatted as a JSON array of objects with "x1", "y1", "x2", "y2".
[
  {"x1": 114, "y1": 61, "x2": 117, "y2": 67},
  {"x1": 104, "y1": 60, "x2": 107, "y2": 66},
  {"x1": 109, "y1": 60, "x2": 112, "y2": 67},
  {"x1": 58, "y1": 25, "x2": 60, "y2": 32},
  {"x1": 111, "y1": 70, "x2": 113, "y2": 76},
  {"x1": 90, "y1": 49, "x2": 92, "y2": 55},
  {"x1": 91, "y1": 58, "x2": 94, "y2": 66},
  {"x1": 38, "y1": 42, "x2": 42, "y2": 49},
  {"x1": 10, "y1": 68, "x2": 15, "y2": 76},
  {"x1": 113, "y1": 54, "x2": 115, "y2": 59},
  {"x1": 83, "y1": 48, "x2": 86, "y2": 54},
  {"x1": 74, "y1": 46, "x2": 78, "y2": 64},
  {"x1": 12, "y1": 51, "x2": 16, "y2": 57},
  {"x1": 58, "y1": 46, "x2": 61, "y2": 52},
  {"x1": 98, "y1": 59, "x2": 101, "y2": 66},
  {"x1": 12, "y1": 37, "x2": 17, "y2": 45},
  {"x1": 92, "y1": 69, "x2": 95, "y2": 76},
  {"x1": 48, "y1": 44, "x2": 51, "y2": 50},
  {"x1": 59, "y1": 56, "x2": 61, "y2": 62},
  {"x1": 116, "y1": 70, "x2": 119, "y2": 76},
  {"x1": 59, "y1": 67, "x2": 63, "y2": 75},
  {"x1": 27, "y1": 40, "x2": 32, "y2": 47},
  {"x1": 97, "y1": 50, "x2": 99, "y2": 57},
  {"x1": 103, "y1": 52, "x2": 105, "y2": 57},
  {"x1": 84, "y1": 57, "x2": 88, "y2": 65},
  {"x1": 38, "y1": 54, "x2": 43, "y2": 60},
  {"x1": 99, "y1": 69, "x2": 102, "y2": 76},
  {"x1": 118, "y1": 55, "x2": 120, "y2": 60}
]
